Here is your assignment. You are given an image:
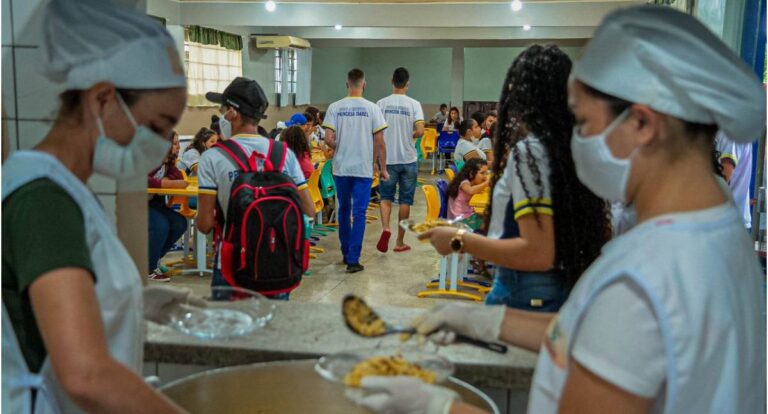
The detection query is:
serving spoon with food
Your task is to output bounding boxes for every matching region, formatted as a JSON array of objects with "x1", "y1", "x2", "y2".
[{"x1": 342, "y1": 295, "x2": 507, "y2": 354}]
